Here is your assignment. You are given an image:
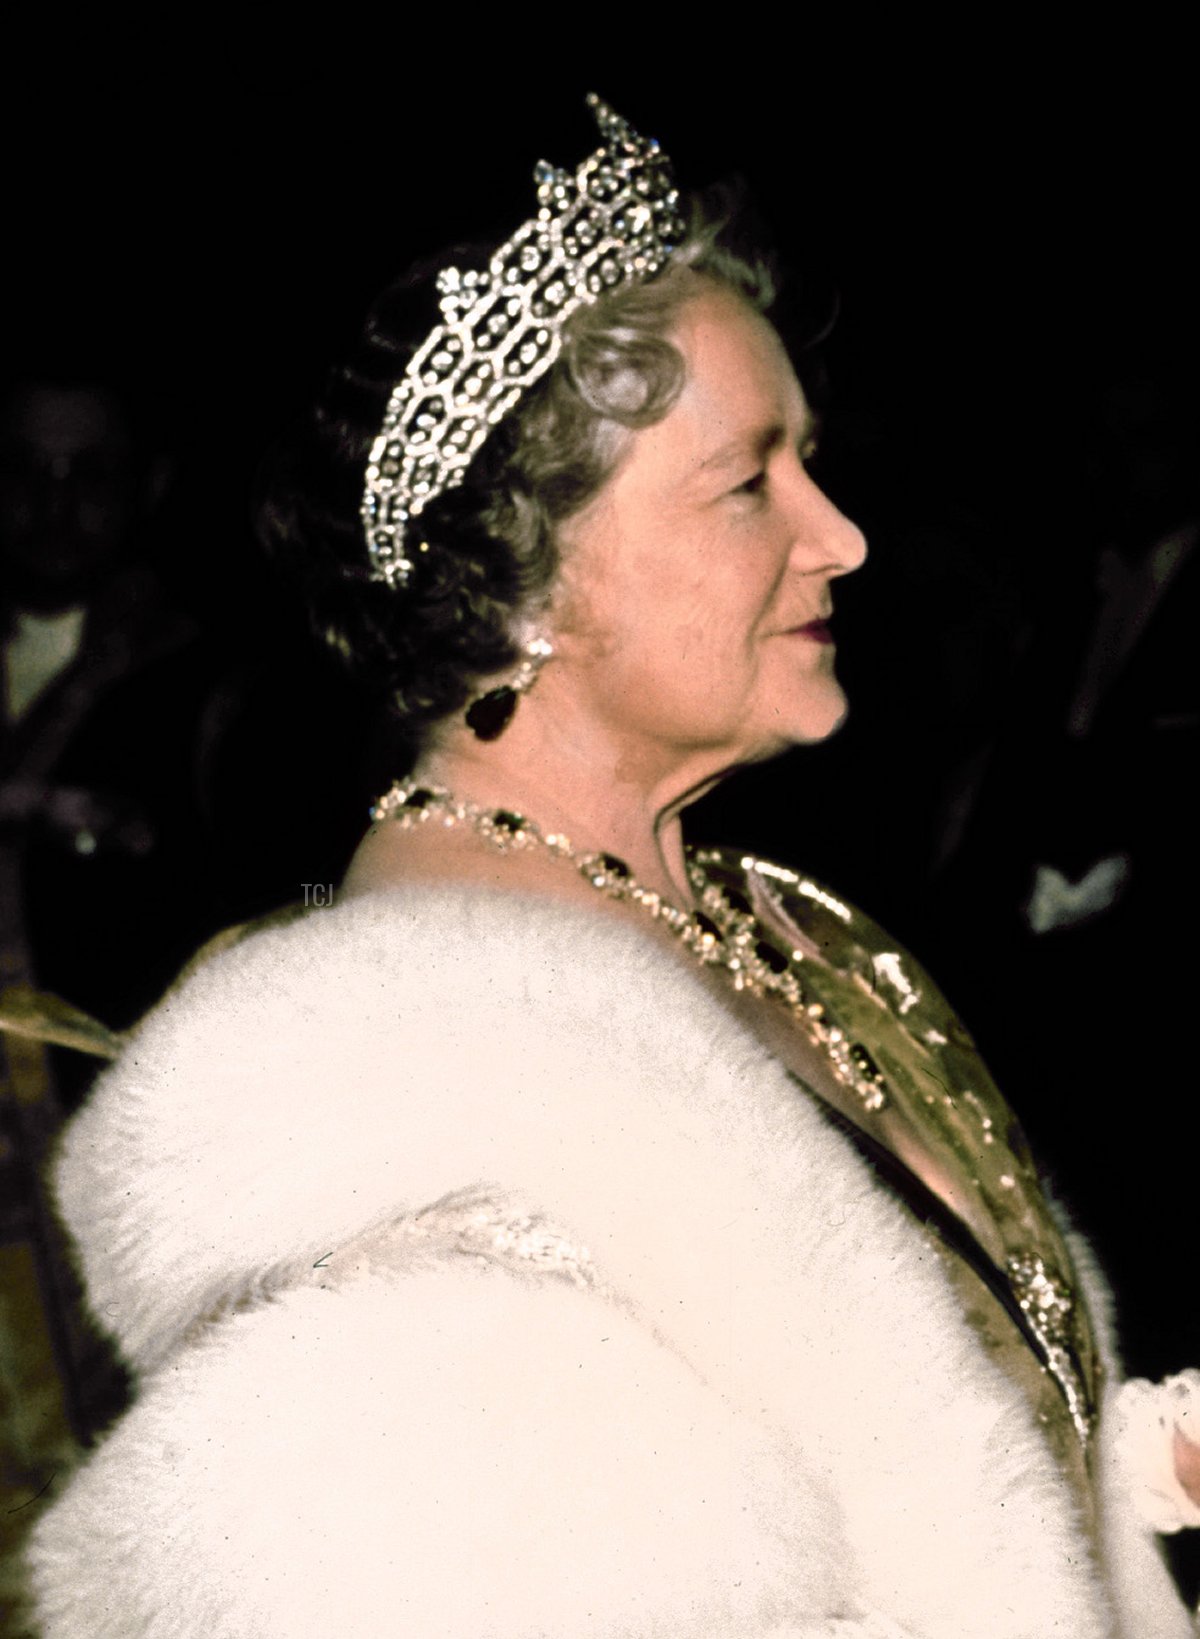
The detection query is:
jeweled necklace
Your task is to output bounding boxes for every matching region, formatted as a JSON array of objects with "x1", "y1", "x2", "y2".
[{"x1": 371, "y1": 779, "x2": 890, "y2": 1113}]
